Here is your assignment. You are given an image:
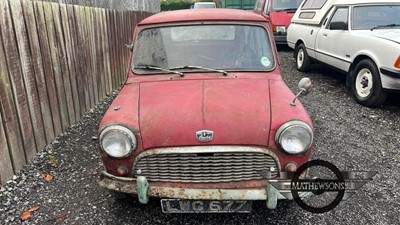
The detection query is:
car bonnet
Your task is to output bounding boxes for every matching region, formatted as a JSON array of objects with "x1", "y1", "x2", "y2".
[
  {"x1": 369, "y1": 29, "x2": 400, "y2": 44},
  {"x1": 139, "y1": 78, "x2": 271, "y2": 149}
]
